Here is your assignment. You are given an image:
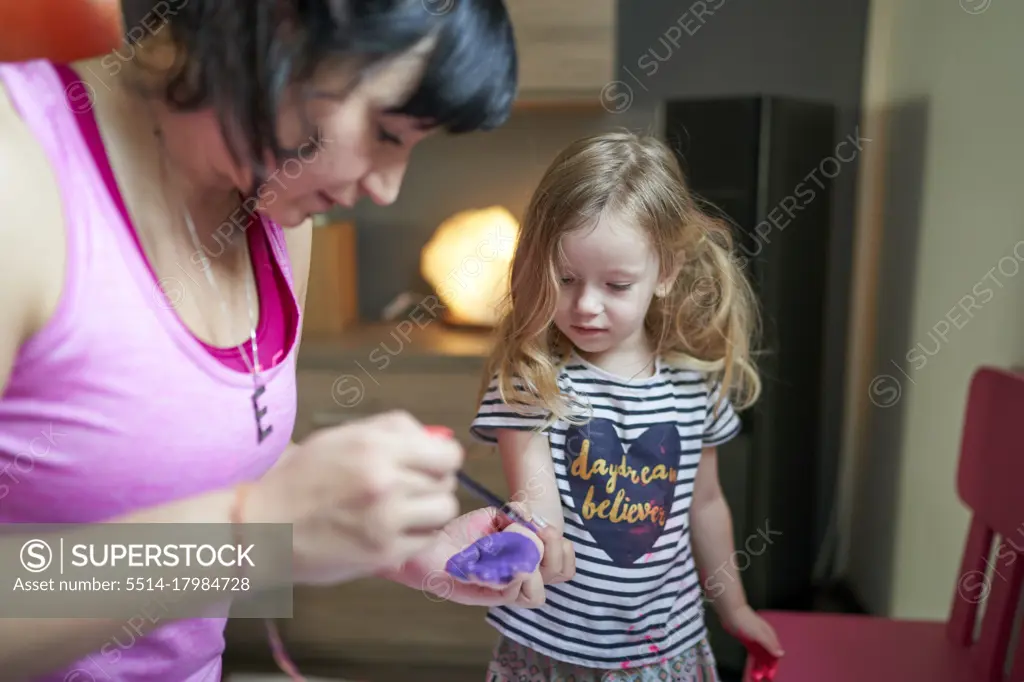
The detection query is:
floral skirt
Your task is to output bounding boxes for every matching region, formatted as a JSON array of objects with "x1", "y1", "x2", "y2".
[{"x1": 485, "y1": 634, "x2": 719, "y2": 682}]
